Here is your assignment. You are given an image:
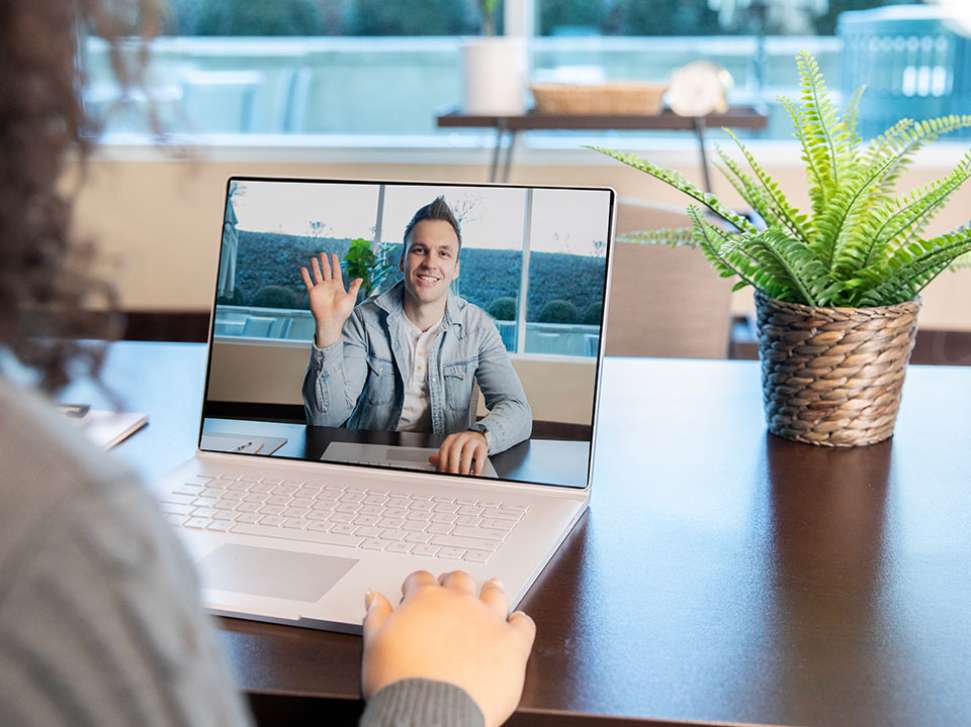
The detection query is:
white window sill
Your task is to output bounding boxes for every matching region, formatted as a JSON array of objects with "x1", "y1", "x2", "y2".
[{"x1": 91, "y1": 132, "x2": 971, "y2": 169}]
